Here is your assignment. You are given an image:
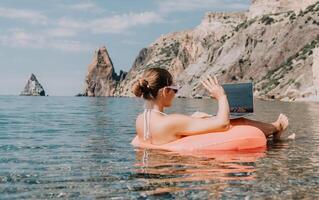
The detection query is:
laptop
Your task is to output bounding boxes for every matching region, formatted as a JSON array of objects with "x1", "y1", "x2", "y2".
[{"x1": 222, "y1": 82, "x2": 254, "y2": 119}]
